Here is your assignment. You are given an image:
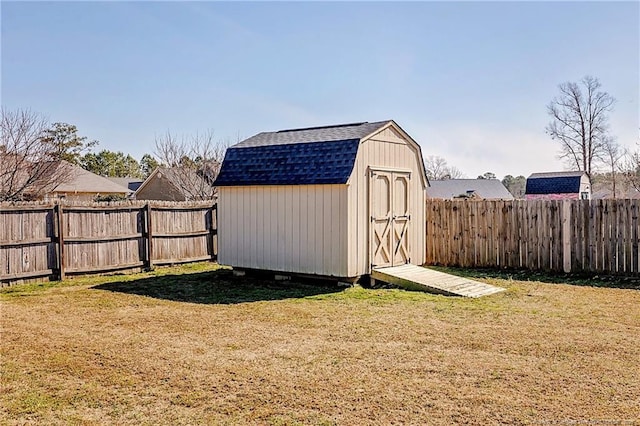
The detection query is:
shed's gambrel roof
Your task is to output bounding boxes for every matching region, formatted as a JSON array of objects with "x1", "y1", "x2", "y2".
[
  {"x1": 528, "y1": 171, "x2": 587, "y2": 179},
  {"x1": 525, "y1": 171, "x2": 588, "y2": 195},
  {"x1": 234, "y1": 121, "x2": 390, "y2": 148},
  {"x1": 214, "y1": 121, "x2": 392, "y2": 186}
]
